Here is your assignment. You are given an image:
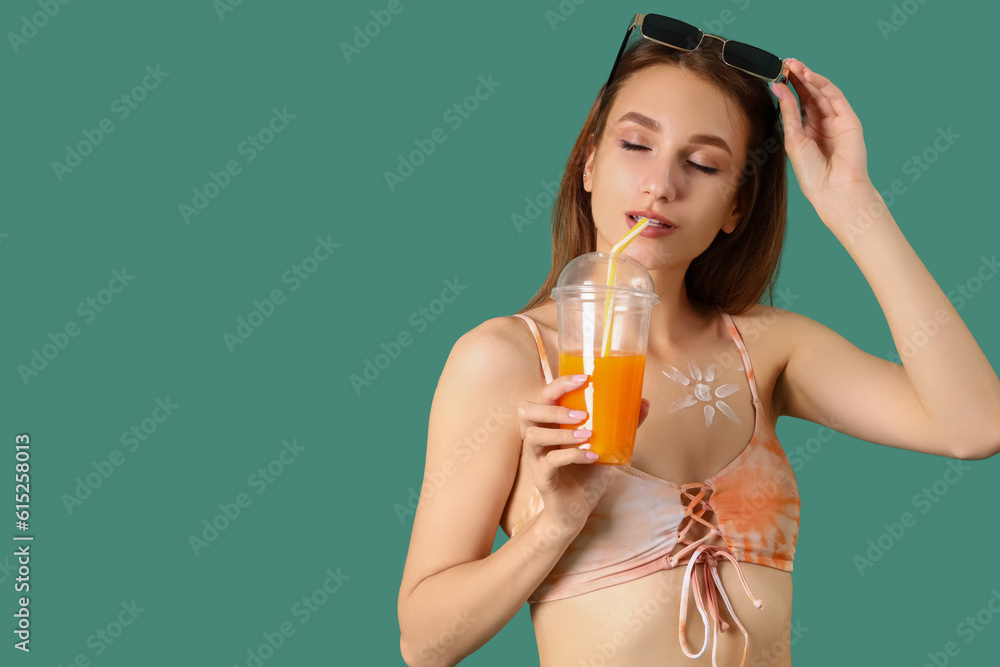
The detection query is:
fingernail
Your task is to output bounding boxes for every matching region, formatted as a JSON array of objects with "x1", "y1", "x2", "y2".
[
  {"x1": 769, "y1": 81, "x2": 782, "y2": 100},
  {"x1": 568, "y1": 410, "x2": 588, "y2": 420},
  {"x1": 573, "y1": 429, "x2": 592, "y2": 438},
  {"x1": 572, "y1": 374, "x2": 588, "y2": 382},
  {"x1": 585, "y1": 451, "x2": 600, "y2": 460}
]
